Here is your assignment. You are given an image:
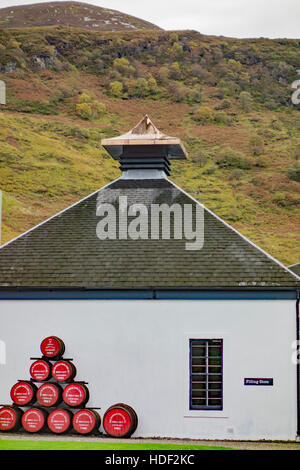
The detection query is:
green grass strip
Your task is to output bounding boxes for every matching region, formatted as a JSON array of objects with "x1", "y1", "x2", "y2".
[{"x1": 0, "y1": 440, "x2": 234, "y2": 450}]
